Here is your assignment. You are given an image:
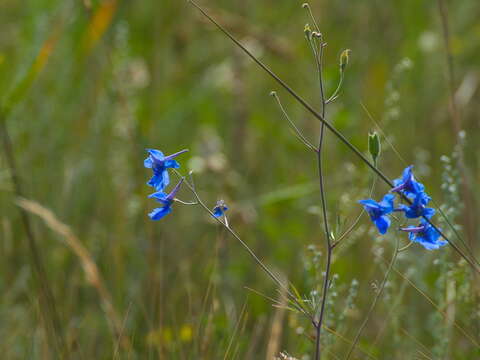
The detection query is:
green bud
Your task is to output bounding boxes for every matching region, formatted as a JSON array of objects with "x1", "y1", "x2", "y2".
[
  {"x1": 340, "y1": 49, "x2": 351, "y2": 71},
  {"x1": 304, "y1": 23, "x2": 311, "y2": 39},
  {"x1": 368, "y1": 132, "x2": 381, "y2": 165}
]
